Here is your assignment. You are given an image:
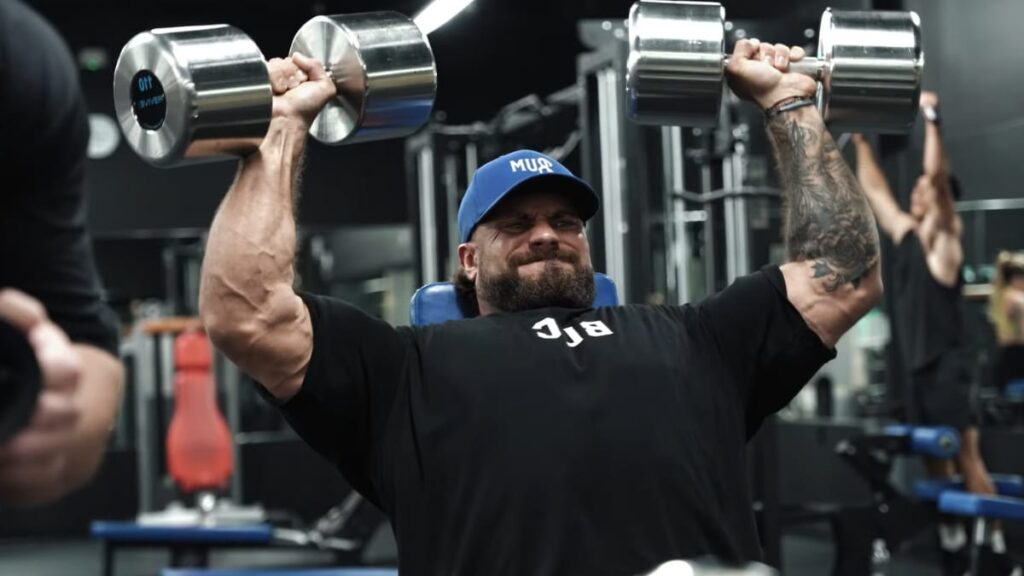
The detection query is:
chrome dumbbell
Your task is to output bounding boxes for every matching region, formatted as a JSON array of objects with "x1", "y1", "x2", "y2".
[
  {"x1": 113, "y1": 13, "x2": 436, "y2": 167},
  {"x1": 626, "y1": 0, "x2": 924, "y2": 133}
]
